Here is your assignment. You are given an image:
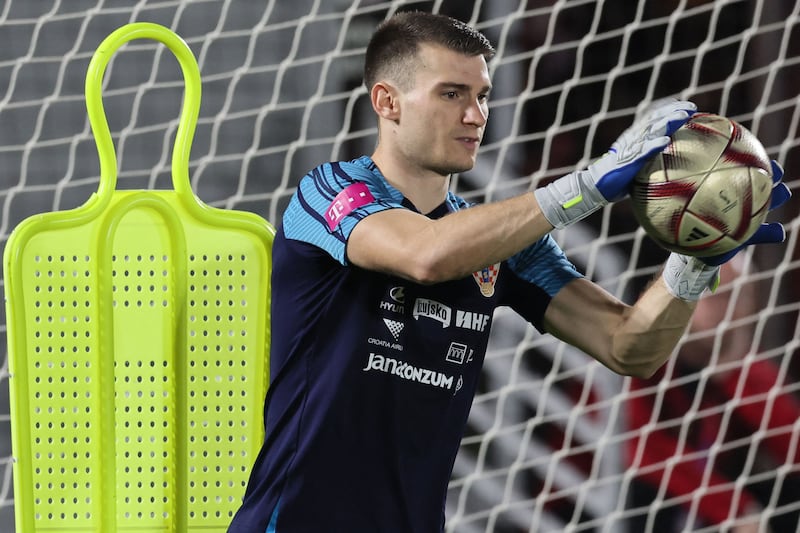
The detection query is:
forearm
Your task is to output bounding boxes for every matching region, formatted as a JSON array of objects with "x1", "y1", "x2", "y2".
[
  {"x1": 611, "y1": 275, "x2": 696, "y2": 377},
  {"x1": 603, "y1": 252, "x2": 724, "y2": 376},
  {"x1": 545, "y1": 275, "x2": 694, "y2": 378},
  {"x1": 417, "y1": 192, "x2": 553, "y2": 279}
]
